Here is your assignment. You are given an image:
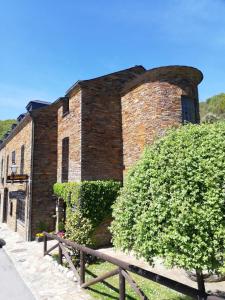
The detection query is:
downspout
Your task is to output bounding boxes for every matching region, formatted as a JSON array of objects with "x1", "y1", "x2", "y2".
[{"x1": 27, "y1": 117, "x2": 35, "y2": 241}]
